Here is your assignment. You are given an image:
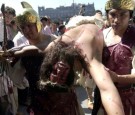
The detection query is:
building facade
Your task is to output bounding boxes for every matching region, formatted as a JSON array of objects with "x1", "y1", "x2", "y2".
[{"x1": 38, "y1": 3, "x2": 95, "y2": 21}]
